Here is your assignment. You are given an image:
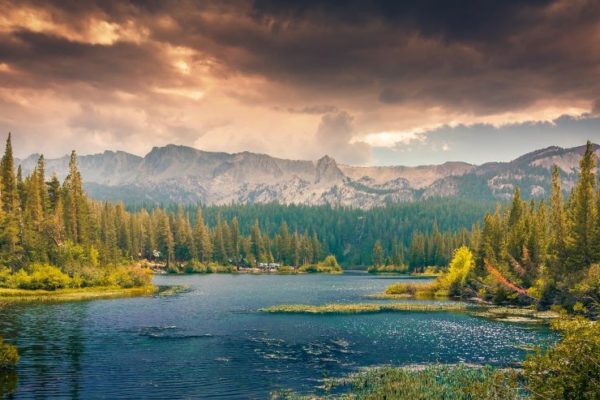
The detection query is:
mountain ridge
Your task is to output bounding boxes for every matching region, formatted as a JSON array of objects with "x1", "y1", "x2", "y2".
[{"x1": 17, "y1": 143, "x2": 600, "y2": 208}]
